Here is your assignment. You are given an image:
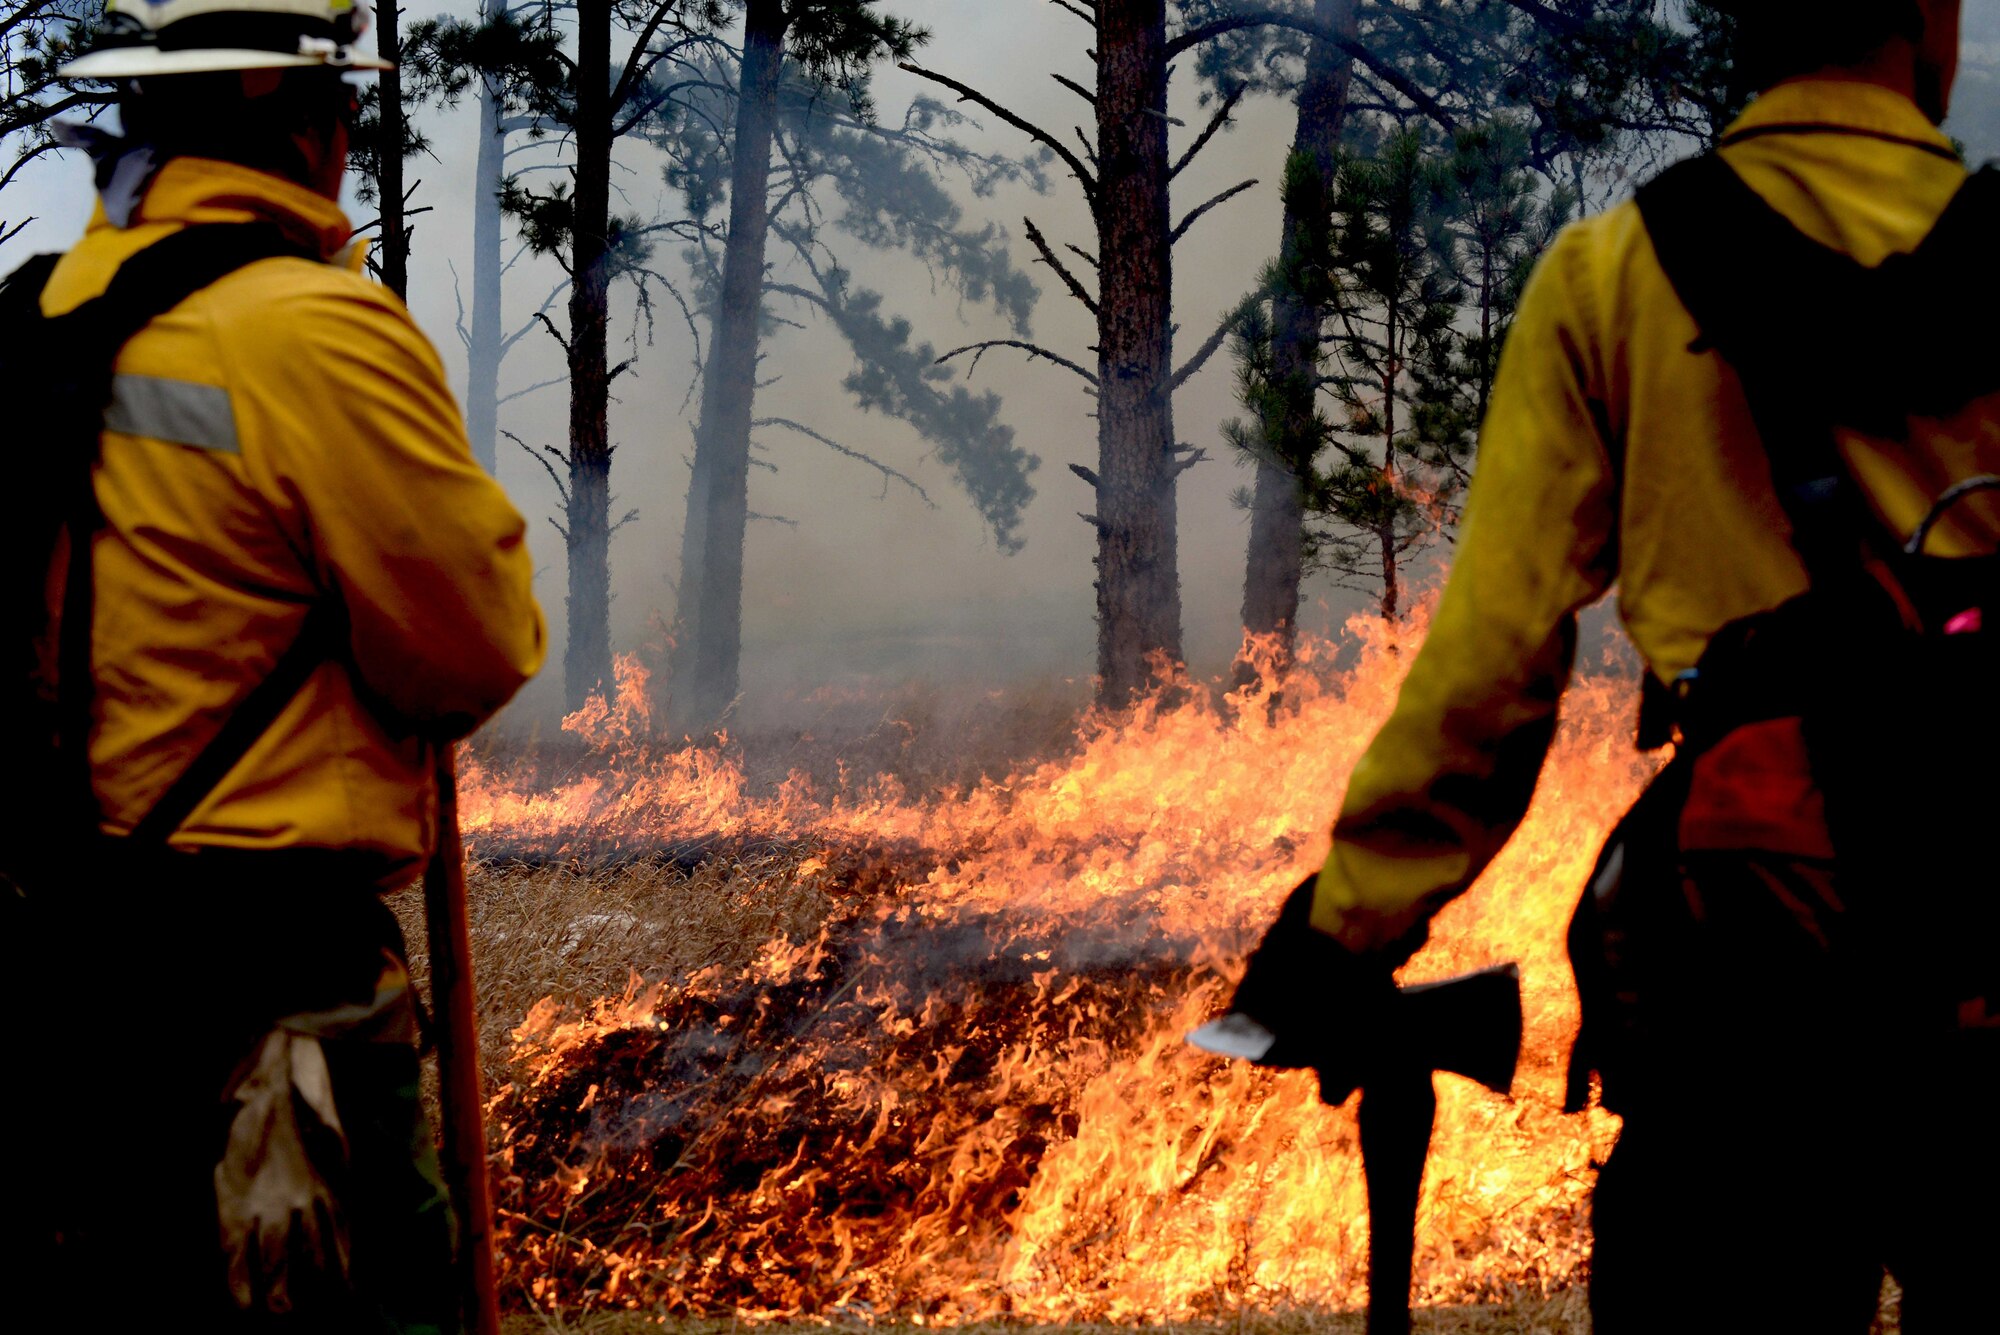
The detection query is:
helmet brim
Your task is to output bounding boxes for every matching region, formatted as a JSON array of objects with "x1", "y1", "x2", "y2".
[{"x1": 59, "y1": 46, "x2": 393, "y2": 78}]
